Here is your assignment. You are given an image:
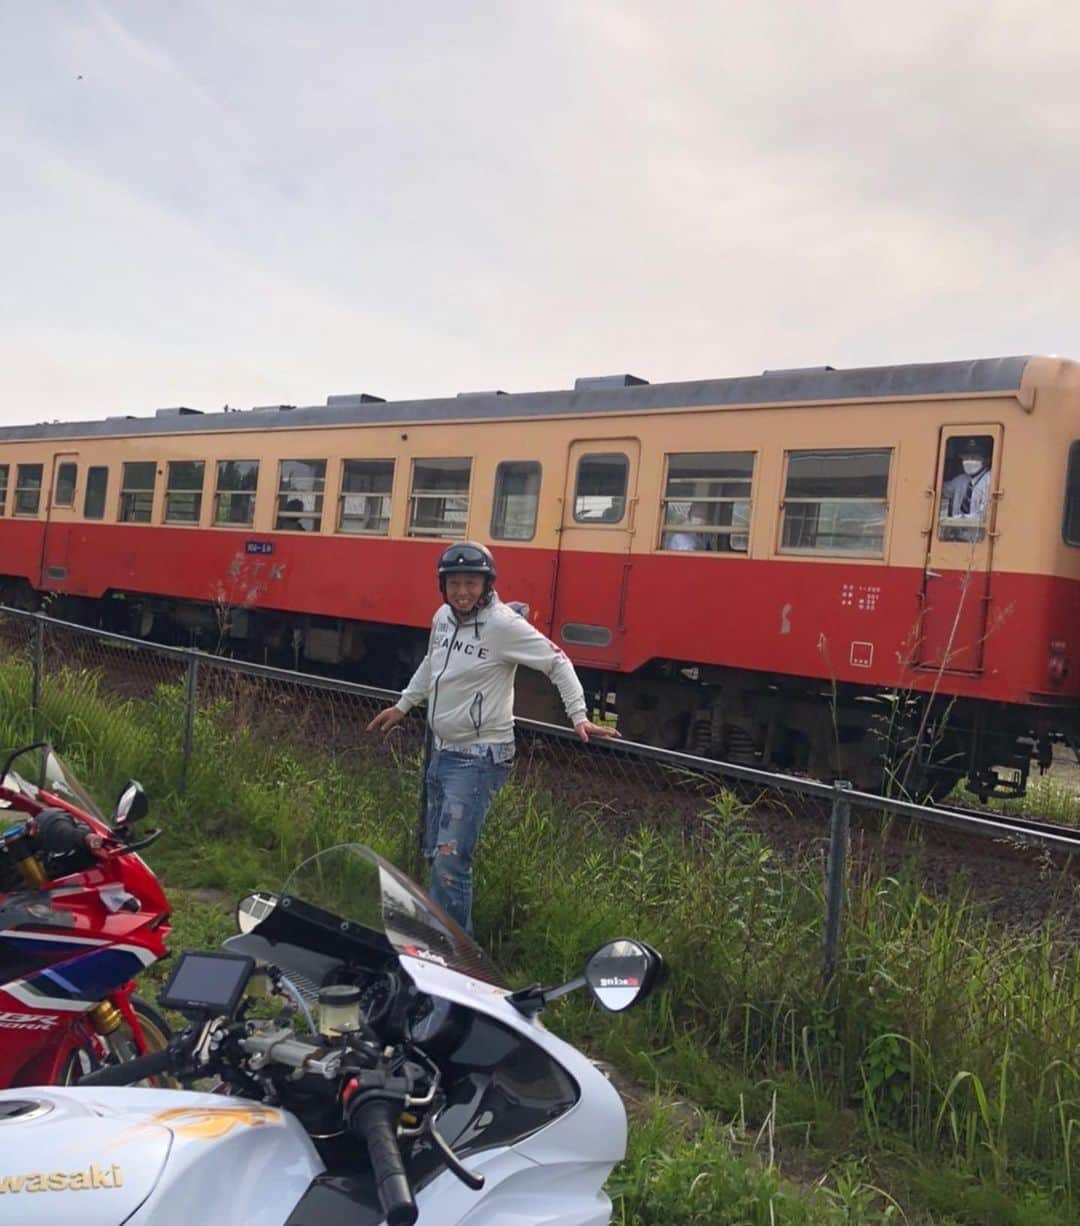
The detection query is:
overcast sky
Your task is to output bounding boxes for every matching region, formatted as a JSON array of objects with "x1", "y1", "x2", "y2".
[{"x1": 1, "y1": 1, "x2": 1078, "y2": 425}]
